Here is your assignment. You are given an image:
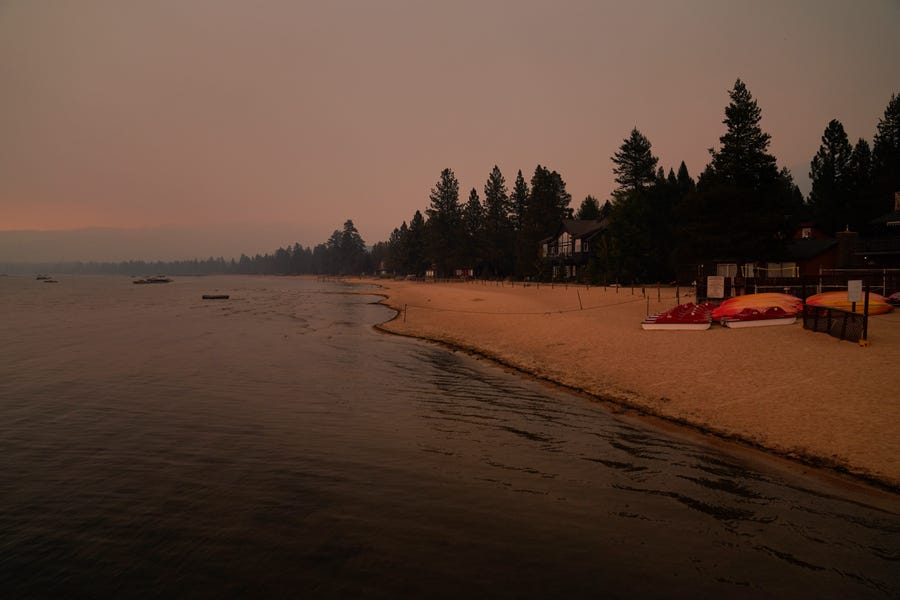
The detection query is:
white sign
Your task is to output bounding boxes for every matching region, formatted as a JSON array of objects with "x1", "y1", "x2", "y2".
[
  {"x1": 707, "y1": 276, "x2": 725, "y2": 299},
  {"x1": 848, "y1": 280, "x2": 862, "y2": 303}
]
